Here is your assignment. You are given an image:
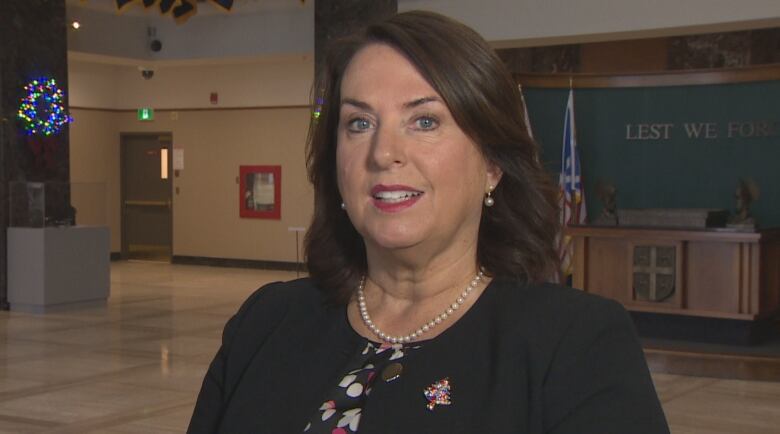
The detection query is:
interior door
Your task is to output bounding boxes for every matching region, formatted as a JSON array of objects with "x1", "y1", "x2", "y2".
[{"x1": 120, "y1": 133, "x2": 173, "y2": 261}]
